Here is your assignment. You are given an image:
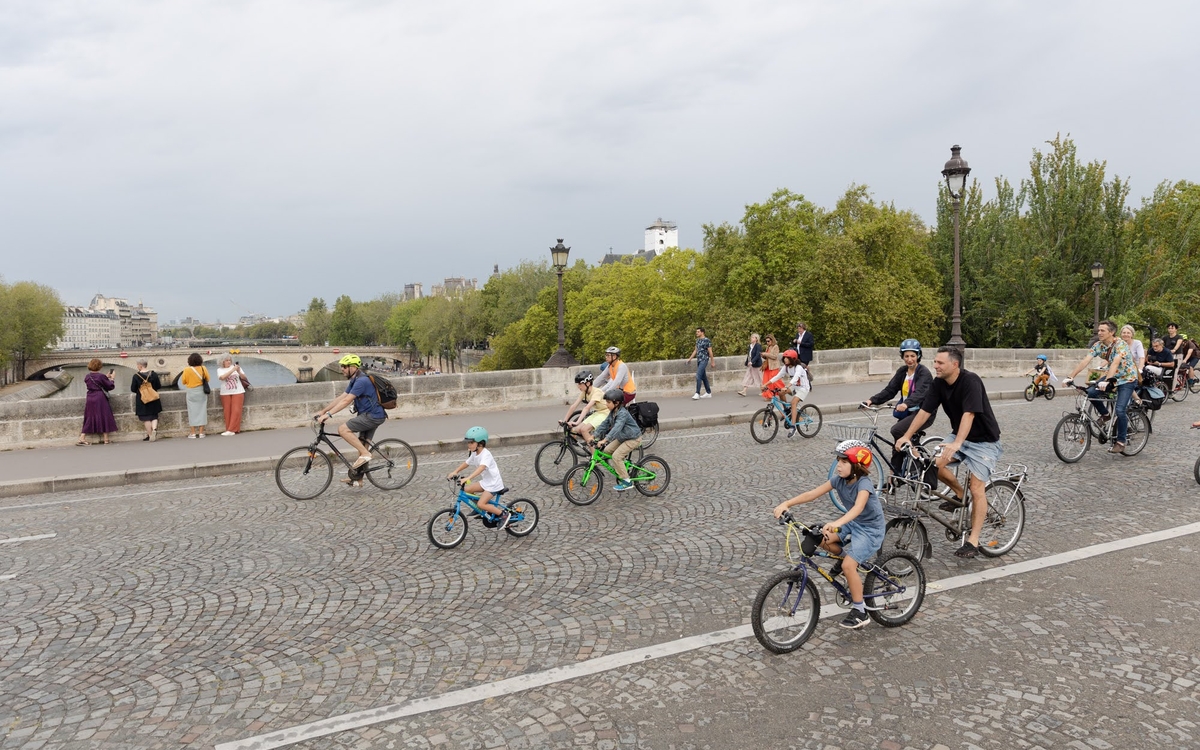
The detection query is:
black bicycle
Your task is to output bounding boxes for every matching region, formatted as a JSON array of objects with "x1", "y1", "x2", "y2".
[
  {"x1": 275, "y1": 418, "x2": 417, "y2": 499},
  {"x1": 534, "y1": 420, "x2": 643, "y2": 486}
]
